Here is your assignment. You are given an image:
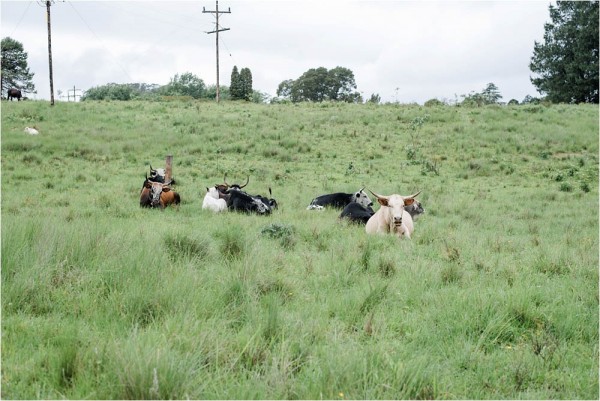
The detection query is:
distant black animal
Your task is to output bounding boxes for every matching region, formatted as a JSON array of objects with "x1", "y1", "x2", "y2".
[
  {"x1": 339, "y1": 202, "x2": 375, "y2": 224},
  {"x1": 7, "y1": 88, "x2": 21, "y2": 101}
]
